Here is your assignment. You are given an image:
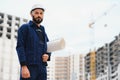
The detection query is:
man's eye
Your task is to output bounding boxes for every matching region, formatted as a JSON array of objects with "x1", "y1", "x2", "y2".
[
  {"x1": 40, "y1": 13, "x2": 43, "y2": 15},
  {"x1": 35, "y1": 12, "x2": 39, "y2": 14}
]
